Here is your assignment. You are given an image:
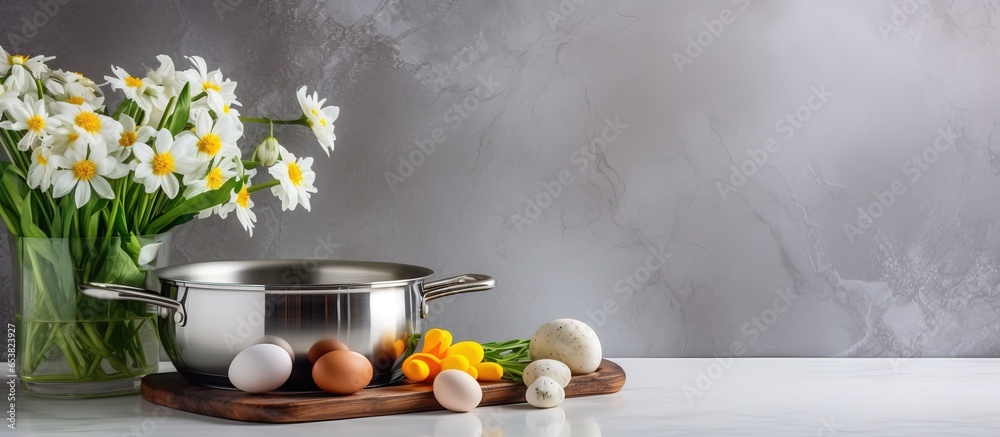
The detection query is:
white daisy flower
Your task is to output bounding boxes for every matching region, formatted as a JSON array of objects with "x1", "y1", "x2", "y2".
[
  {"x1": 0, "y1": 47, "x2": 53, "y2": 94},
  {"x1": 296, "y1": 86, "x2": 339, "y2": 156},
  {"x1": 27, "y1": 146, "x2": 57, "y2": 191},
  {"x1": 0, "y1": 95, "x2": 56, "y2": 150},
  {"x1": 210, "y1": 98, "x2": 244, "y2": 134},
  {"x1": 115, "y1": 114, "x2": 156, "y2": 159},
  {"x1": 43, "y1": 70, "x2": 72, "y2": 95},
  {"x1": 188, "y1": 98, "x2": 243, "y2": 135},
  {"x1": 183, "y1": 155, "x2": 237, "y2": 198},
  {"x1": 232, "y1": 183, "x2": 256, "y2": 236},
  {"x1": 59, "y1": 92, "x2": 105, "y2": 111},
  {"x1": 105, "y1": 65, "x2": 166, "y2": 111},
  {"x1": 200, "y1": 164, "x2": 254, "y2": 219},
  {"x1": 43, "y1": 126, "x2": 85, "y2": 155},
  {"x1": 268, "y1": 150, "x2": 317, "y2": 211},
  {"x1": 45, "y1": 70, "x2": 104, "y2": 108},
  {"x1": 146, "y1": 55, "x2": 185, "y2": 97},
  {"x1": 49, "y1": 144, "x2": 119, "y2": 208},
  {"x1": 173, "y1": 110, "x2": 241, "y2": 163},
  {"x1": 133, "y1": 129, "x2": 200, "y2": 199},
  {"x1": 183, "y1": 56, "x2": 240, "y2": 112},
  {"x1": 0, "y1": 82, "x2": 20, "y2": 113},
  {"x1": 50, "y1": 102, "x2": 123, "y2": 152}
]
